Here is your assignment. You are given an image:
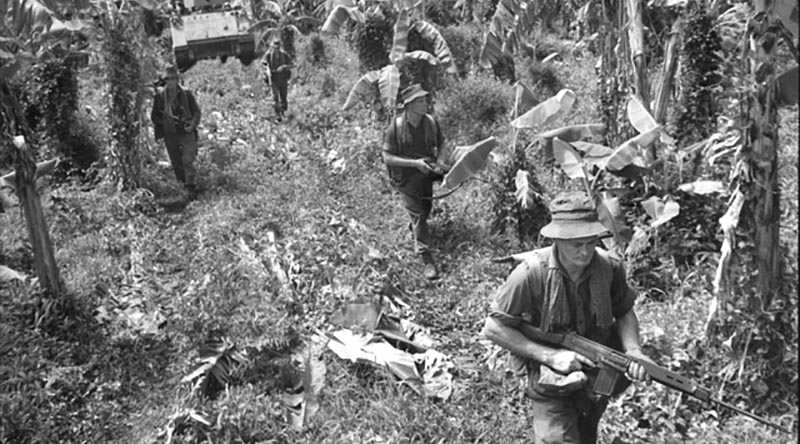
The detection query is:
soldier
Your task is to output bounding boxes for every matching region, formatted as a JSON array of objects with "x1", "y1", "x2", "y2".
[
  {"x1": 484, "y1": 191, "x2": 654, "y2": 443},
  {"x1": 382, "y1": 84, "x2": 449, "y2": 280},
  {"x1": 261, "y1": 38, "x2": 293, "y2": 121},
  {"x1": 151, "y1": 66, "x2": 202, "y2": 196}
]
